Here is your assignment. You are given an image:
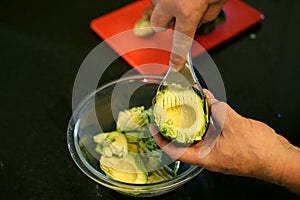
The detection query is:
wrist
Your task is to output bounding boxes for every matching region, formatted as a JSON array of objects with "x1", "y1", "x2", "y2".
[
  {"x1": 258, "y1": 134, "x2": 290, "y2": 184},
  {"x1": 254, "y1": 132, "x2": 300, "y2": 195},
  {"x1": 277, "y1": 140, "x2": 300, "y2": 195},
  {"x1": 243, "y1": 121, "x2": 287, "y2": 185}
]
